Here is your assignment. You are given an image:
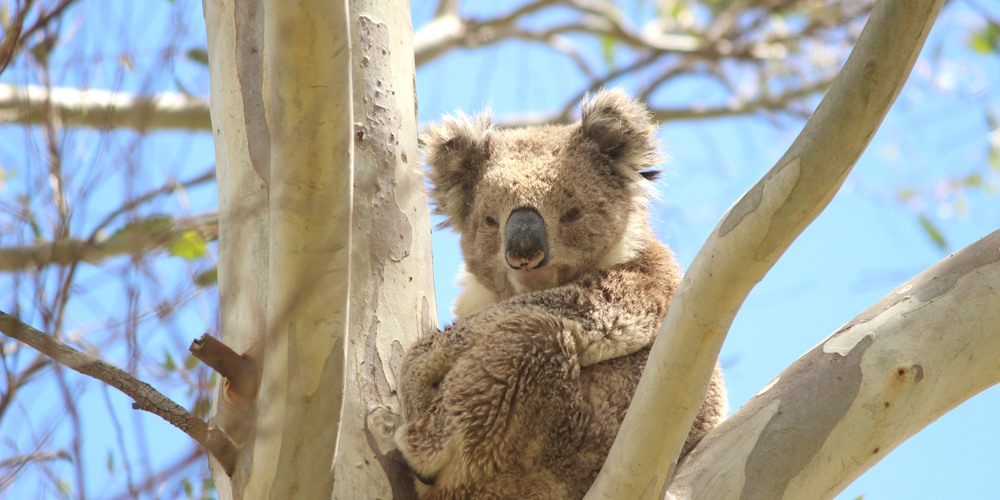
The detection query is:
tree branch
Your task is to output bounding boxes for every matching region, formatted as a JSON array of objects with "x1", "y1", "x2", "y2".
[
  {"x1": 0, "y1": 212, "x2": 218, "y2": 272},
  {"x1": 0, "y1": 84, "x2": 211, "y2": 131},
  {"x1": 189, "y1": 334, "x2": 258, "y2": 404},
  {"x1": 669, "y1": 229, "x2": 1000, "y2": 498},
  {"x1": 586, "y1": 0, "x2": 946, "y2": 497},
  {"x1": 0, "y1": 310, "x2": 237, "y2": 475},
  {"x1": 493, "y1": 75, "x2": 836, "y2": 129}
]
